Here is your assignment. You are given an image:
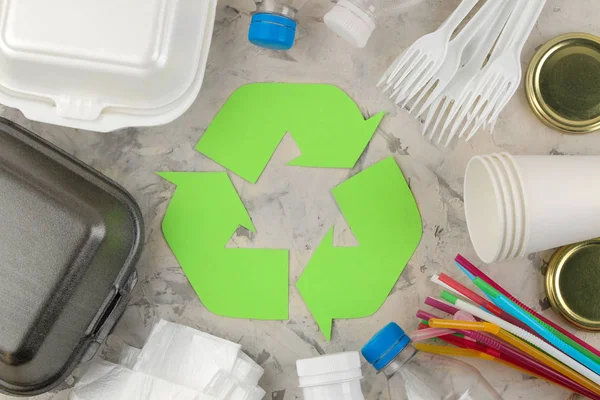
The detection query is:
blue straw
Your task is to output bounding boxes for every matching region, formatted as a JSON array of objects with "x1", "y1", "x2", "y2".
[
  {"x1": 495, "y1": 294, "x2": 600, "y2": 375},
  {"x1": 456, "y1": 257, "x2": 600, "y2": 373},
  {"x1": 455, "y1": 261, "x2": 475, "y2": 281}
]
